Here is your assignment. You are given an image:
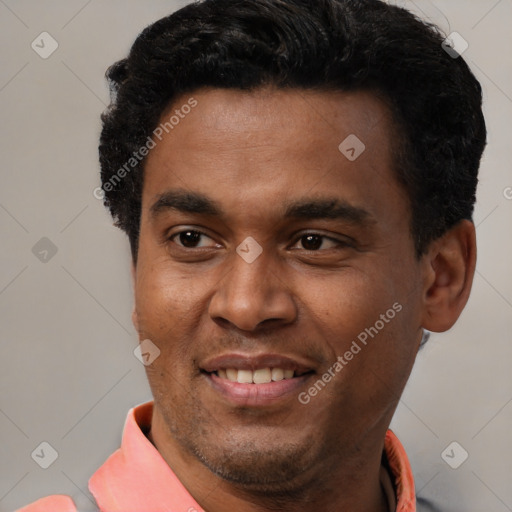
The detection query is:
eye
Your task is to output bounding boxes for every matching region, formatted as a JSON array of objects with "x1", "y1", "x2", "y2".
[
  {"x1": 169, "y1": 230, "x2": 218, "y2": 249},
  {"x1": 292, "y1": 233, "x2": 347, "y2": 251}
]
